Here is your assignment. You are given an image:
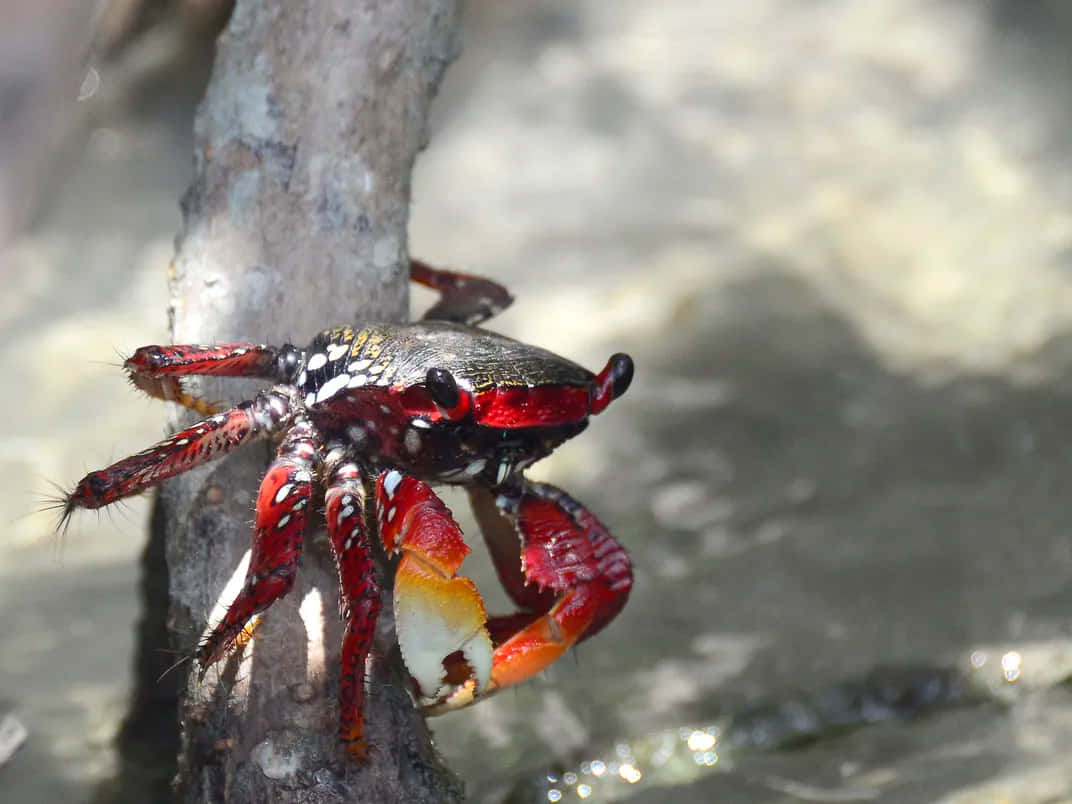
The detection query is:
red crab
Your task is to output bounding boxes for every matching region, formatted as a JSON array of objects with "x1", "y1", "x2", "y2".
[{"x1": 60, "y1": 260, "x2": 633, "y2": 760}]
